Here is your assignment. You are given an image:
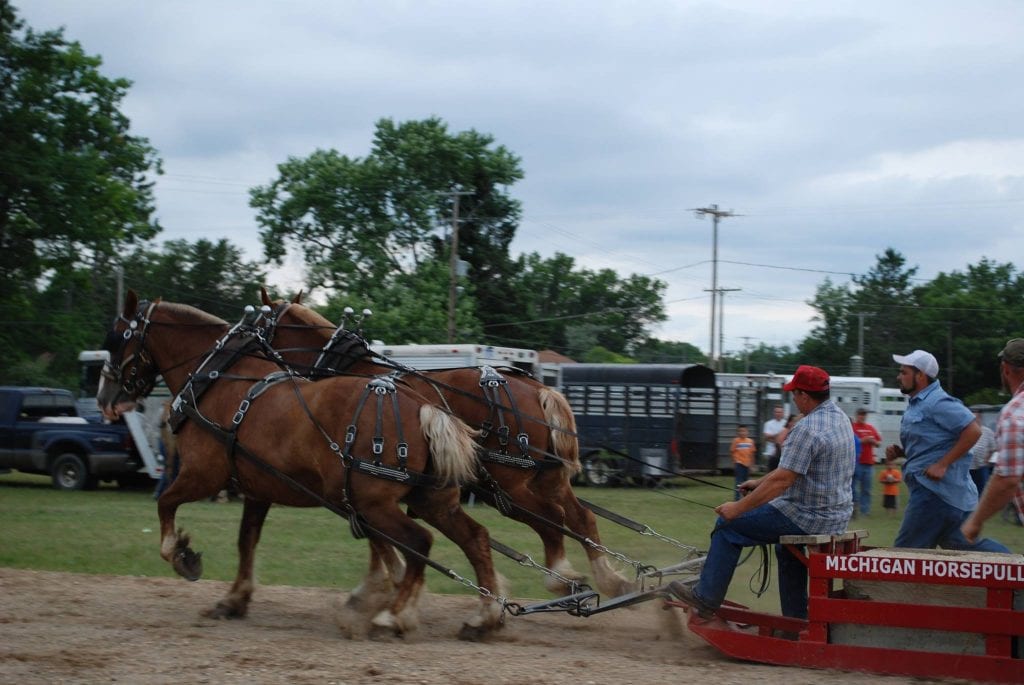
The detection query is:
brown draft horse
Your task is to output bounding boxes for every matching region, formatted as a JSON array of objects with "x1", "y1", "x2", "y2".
[
  {"x1": 96, "y1": 291, "x2": 504, "y2": 639},
  {"x1": 260, "y1": 291, "x2": 635, "y2": 598}
]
